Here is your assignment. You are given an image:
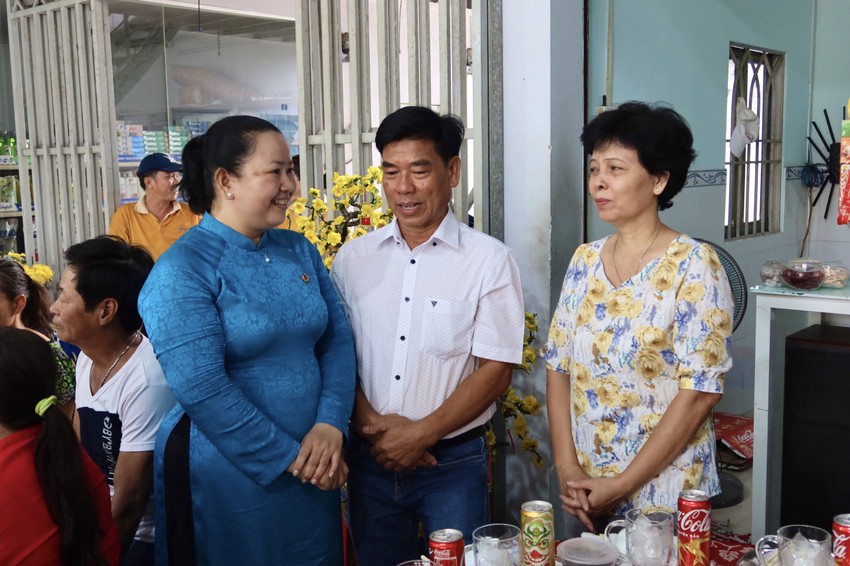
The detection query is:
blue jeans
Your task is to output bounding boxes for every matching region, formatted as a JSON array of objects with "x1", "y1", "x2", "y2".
[{"x1": 347, "y1": 432, "x2": 489, "y2": 566}]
